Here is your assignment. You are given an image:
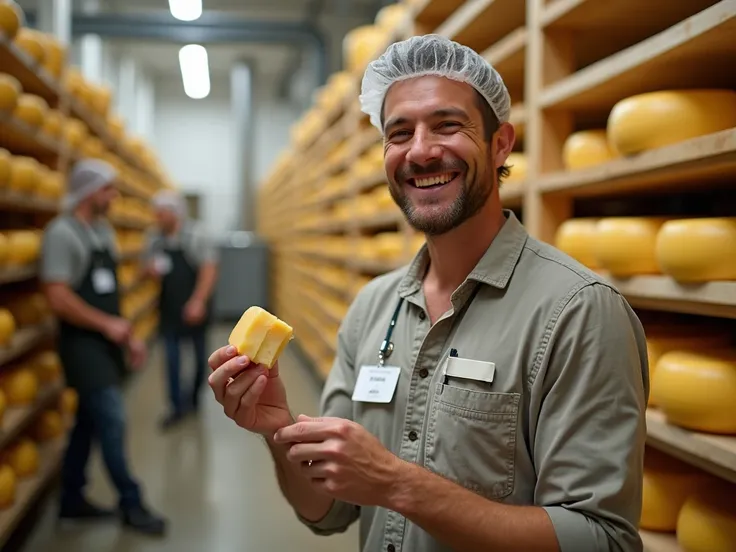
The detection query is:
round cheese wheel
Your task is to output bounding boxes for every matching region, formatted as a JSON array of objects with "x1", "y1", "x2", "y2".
[
  {"x1": 677, "y1": 484, "x2": 736, "y2": 552},
  {"x1": 4, "y1": 439, "x2": 39, "y2": 478},
  {"x1": 506, "y1": 153, "x2": 527, "y2": 183},
  {"x1": 13, "y1": 93, "x2": 48, "y2": 128},
  {"x1": 36, "y1": 169, "x2": 64, "y2": 199},
  {"x1": 562, "y1": 130, "x2": 617, "y2": 170},
  {"x1": 5, "y1": 230, "x2": 41, "y2": 265},
  {"x1": 375, "y1": 3, "x2": 408, "y2": 32},
  {"x1": 41, "y1": 37, "x2": 66, "y2": 78},
  {"x1": 655, "y1": 218, "x2": 736, "y2": 282},
  {"x1": 554, "y1": 218, "x2": 599, "y2": 269},
  {"x1": 42, "y1": 109, "x2": 63, "y2": 138},
  {"x1": 91, "y1": 84, "x2": 112, "y2": 116},
  {"x1": 0, "y1": 464, "x2": 16, "y2": 510},
  {"x1": 0, "y1": 368, "x2": 38, "y2": 406},
  {"x1": 13, "y1": 28, "x2": 45, "y2": 65},
  {"x1": 33, "y1": 350, "x2": 61, "y2": 383},
  {"x1": 33, "y1": 410, "x2": 64, "y2": 441},
  {"x1": 0, "y1": 148, "x2": 10, "y2": 187},
  {"x1": 8, "y1": 156, "x2": 38, "y2": 193},
  {"x1": 0, "y1": 72, "x2": 21, "y2": 113},
  {"x1": 108, "y1": 114, "x2": 125, "y2": 141},
  {"x1": 343, "y1": 25, "x2": 386, "y2": 73},
  {"x1": 0, "y1": 308, "x2": 15, "y2": 346},
  {"x1": 594, "y1": 217, "x2": 668, "y2": 277},
  {"x1": 652, "y1": 349, "x2": 736, "y2": 434},
  {"x1": 607, "y1": 90, "x2": 736, "y2": 156},
  {"x1": 59, "y1": 388, "x2": 78, "y2": 415},
  {"x1": 0, "y1": 1, "x2": 24, "y2": 39},
  {"x1": 640, "y1": 448, "x2": 706, "y2": 532},
  {"x1": 64, "y1": 118, "x2": 89, "y2": 150}
]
